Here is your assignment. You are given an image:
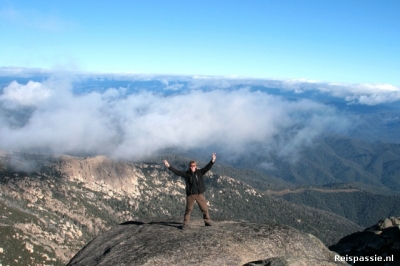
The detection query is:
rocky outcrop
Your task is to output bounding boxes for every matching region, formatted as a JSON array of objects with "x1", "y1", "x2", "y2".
[
  {"x1": 330, "y1": 217, "x2": 400, "y2": 265},
  {"x1": 58, "y1": 155, "x2": 141, "y2": 195},
  {"x1": 68, "y1": 218, "x2": 345, "y2": 266}
]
